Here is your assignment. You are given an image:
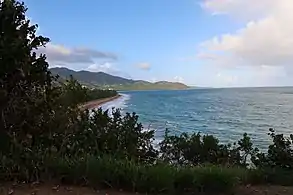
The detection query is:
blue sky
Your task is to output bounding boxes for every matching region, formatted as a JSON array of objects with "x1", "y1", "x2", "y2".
[{"x1": 24, "y1": 0, "x2": 293, "y2": 87}]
